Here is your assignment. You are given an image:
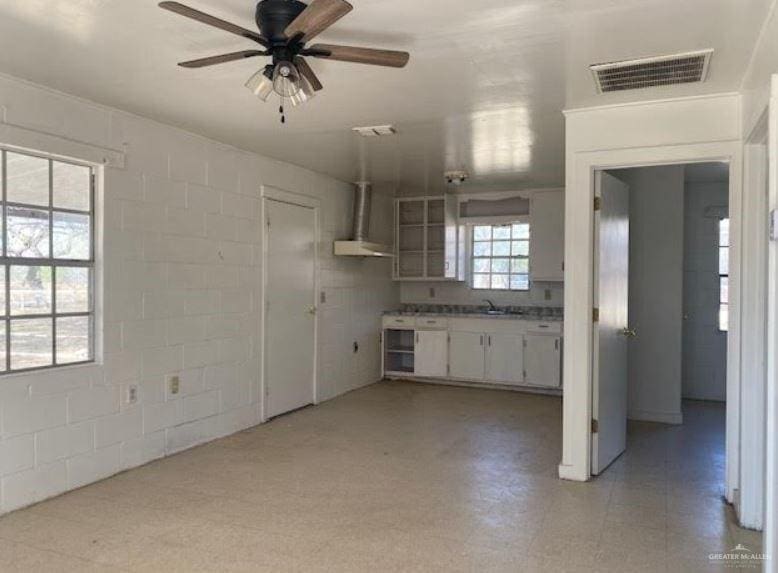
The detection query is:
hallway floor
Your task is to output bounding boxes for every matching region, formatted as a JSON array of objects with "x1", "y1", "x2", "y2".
[{"x1": 0, "y1": 382, "x2": 760, "y2": 572}]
